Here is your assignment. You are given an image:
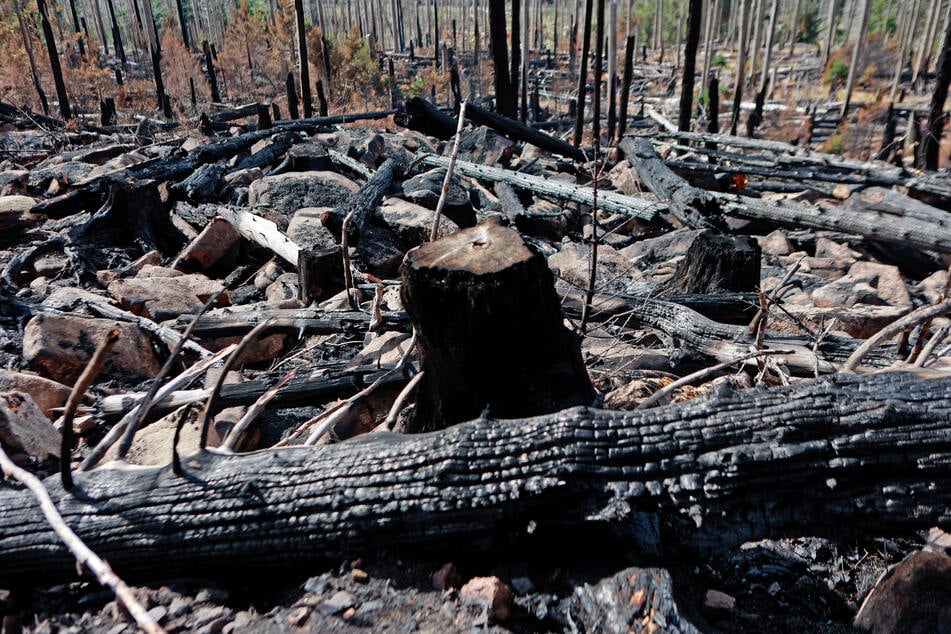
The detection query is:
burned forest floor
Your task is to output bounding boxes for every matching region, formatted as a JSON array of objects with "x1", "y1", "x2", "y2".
[{"x1": 1, "y1": 99, "x2": 950, "y2": 634}]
